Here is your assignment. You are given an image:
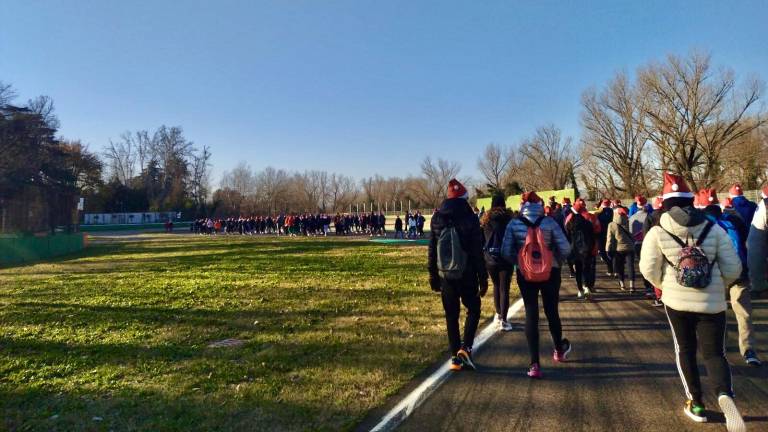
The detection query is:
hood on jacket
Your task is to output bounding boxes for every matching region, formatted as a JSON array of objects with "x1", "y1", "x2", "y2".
[
  {"x1": 612, "y1": 210, "x2": 629, "y2": 227},
  {"x1": 667, "y1": 206, "x2": 706, "y2": 227},
  {"x1": 520, "y1": 202, "x2": 544, "y2": 222},
  {"x1": 480, "y1": 206, "x2": 513, "y2": 227},
  {"x1": 438, "y1": 197, "x2": 474, "y2": 218}
]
